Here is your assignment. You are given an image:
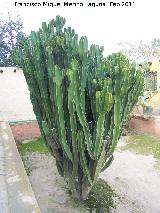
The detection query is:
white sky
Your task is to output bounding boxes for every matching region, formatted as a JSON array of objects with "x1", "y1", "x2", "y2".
[{"x1": 1, "y1": 0, "x2": 160, "y2": 56}]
